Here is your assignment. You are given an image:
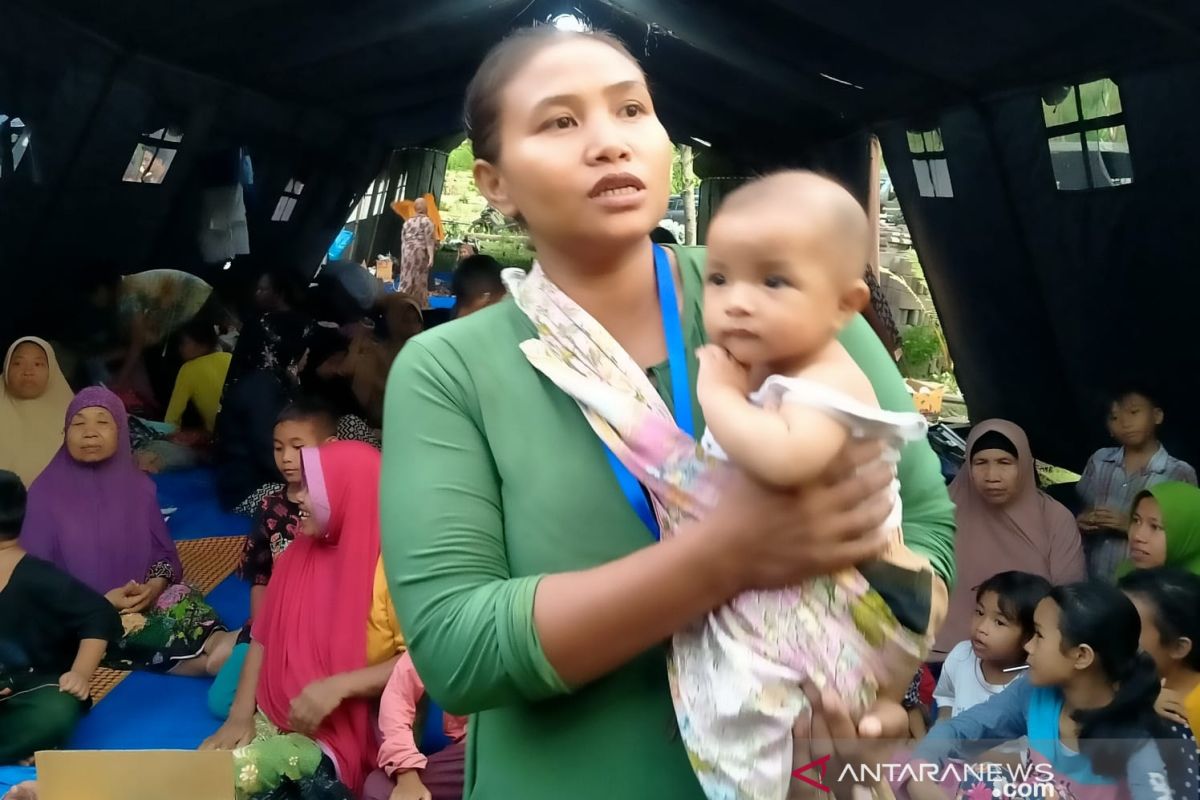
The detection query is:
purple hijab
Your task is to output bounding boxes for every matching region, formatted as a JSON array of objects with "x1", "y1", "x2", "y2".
[{"x1": 20, "y1": 386, "x2": 181, "y2": 594}]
